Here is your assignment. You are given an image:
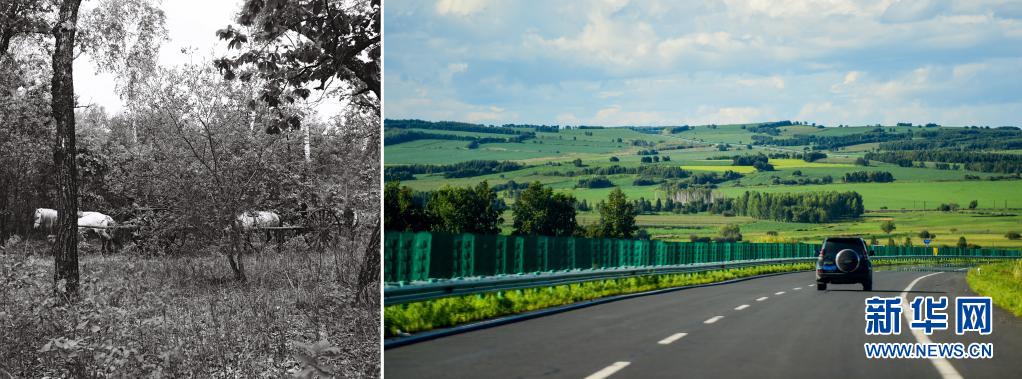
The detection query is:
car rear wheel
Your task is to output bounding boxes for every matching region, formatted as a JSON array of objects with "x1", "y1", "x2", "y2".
[
  {"x1": 816, "y1": 282, "x2": 826, "y2": 291},
  {"x1": 862, "y1": 278, "x2": 872, "y2": 291}
]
